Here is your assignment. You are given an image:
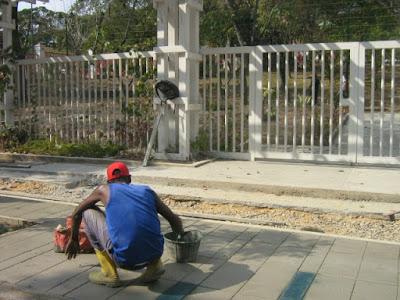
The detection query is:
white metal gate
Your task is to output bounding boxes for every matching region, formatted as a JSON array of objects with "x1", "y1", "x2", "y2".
[{"x1": 200, "y1": 40, "x2": 400, "y2": 165}]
